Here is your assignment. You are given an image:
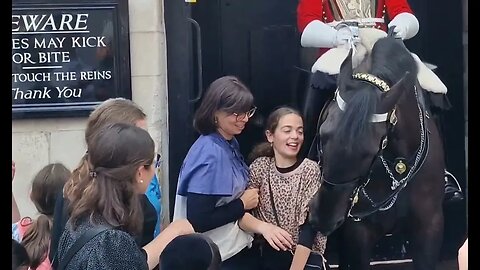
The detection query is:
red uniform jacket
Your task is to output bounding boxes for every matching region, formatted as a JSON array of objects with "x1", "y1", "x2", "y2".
[{"x1": 297, "y1": 0, "x2": 413, "y2": 33}]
